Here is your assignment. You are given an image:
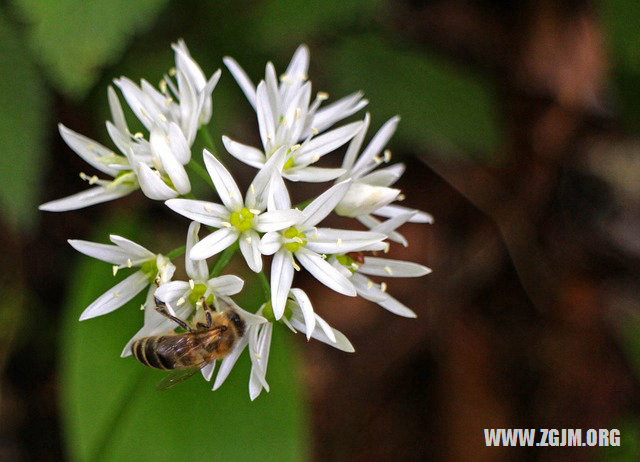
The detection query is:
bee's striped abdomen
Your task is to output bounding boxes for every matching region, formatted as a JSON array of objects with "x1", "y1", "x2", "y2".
[{"x1": 132, "y1": 336, "x2": 175, "y2": 370}]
